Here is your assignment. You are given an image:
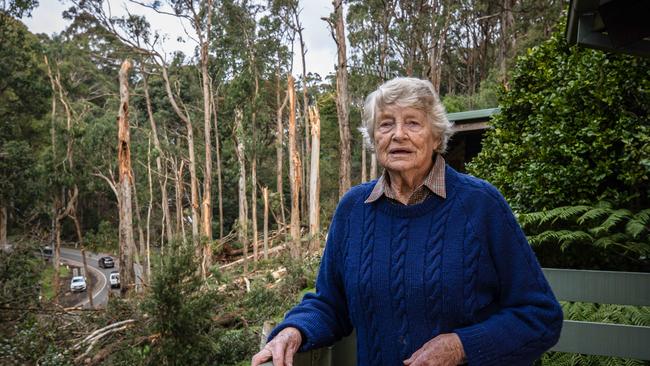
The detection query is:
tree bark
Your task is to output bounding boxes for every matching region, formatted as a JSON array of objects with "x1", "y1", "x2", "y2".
[
  {"x1": 210, "y1": 85, "x2": 224, "y2": 240},
  {"x1": 275, "y1": 66, "x2": 289, "y2": 227},
  {"x1": 370, "y1": 153, "x2": 378, "y2": 180},
  {"x1": 308, "y1": 105, "x2": 321, "y2": 252},
  {"x1": 200, "y1": 0, "x2": 215, "y2": 278},
  {"x1": 234, "y1": 109, "x2": 249, "y2": 272},
  {"x1": 333, "y1": 0, "x2": 351, "y2": 198},
  {"x1": 117, "y1": 60, "x2": 136, "y2": 296},
  {"x1": 287, "y1": 75, "x2": 302, "y2": 259}
]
